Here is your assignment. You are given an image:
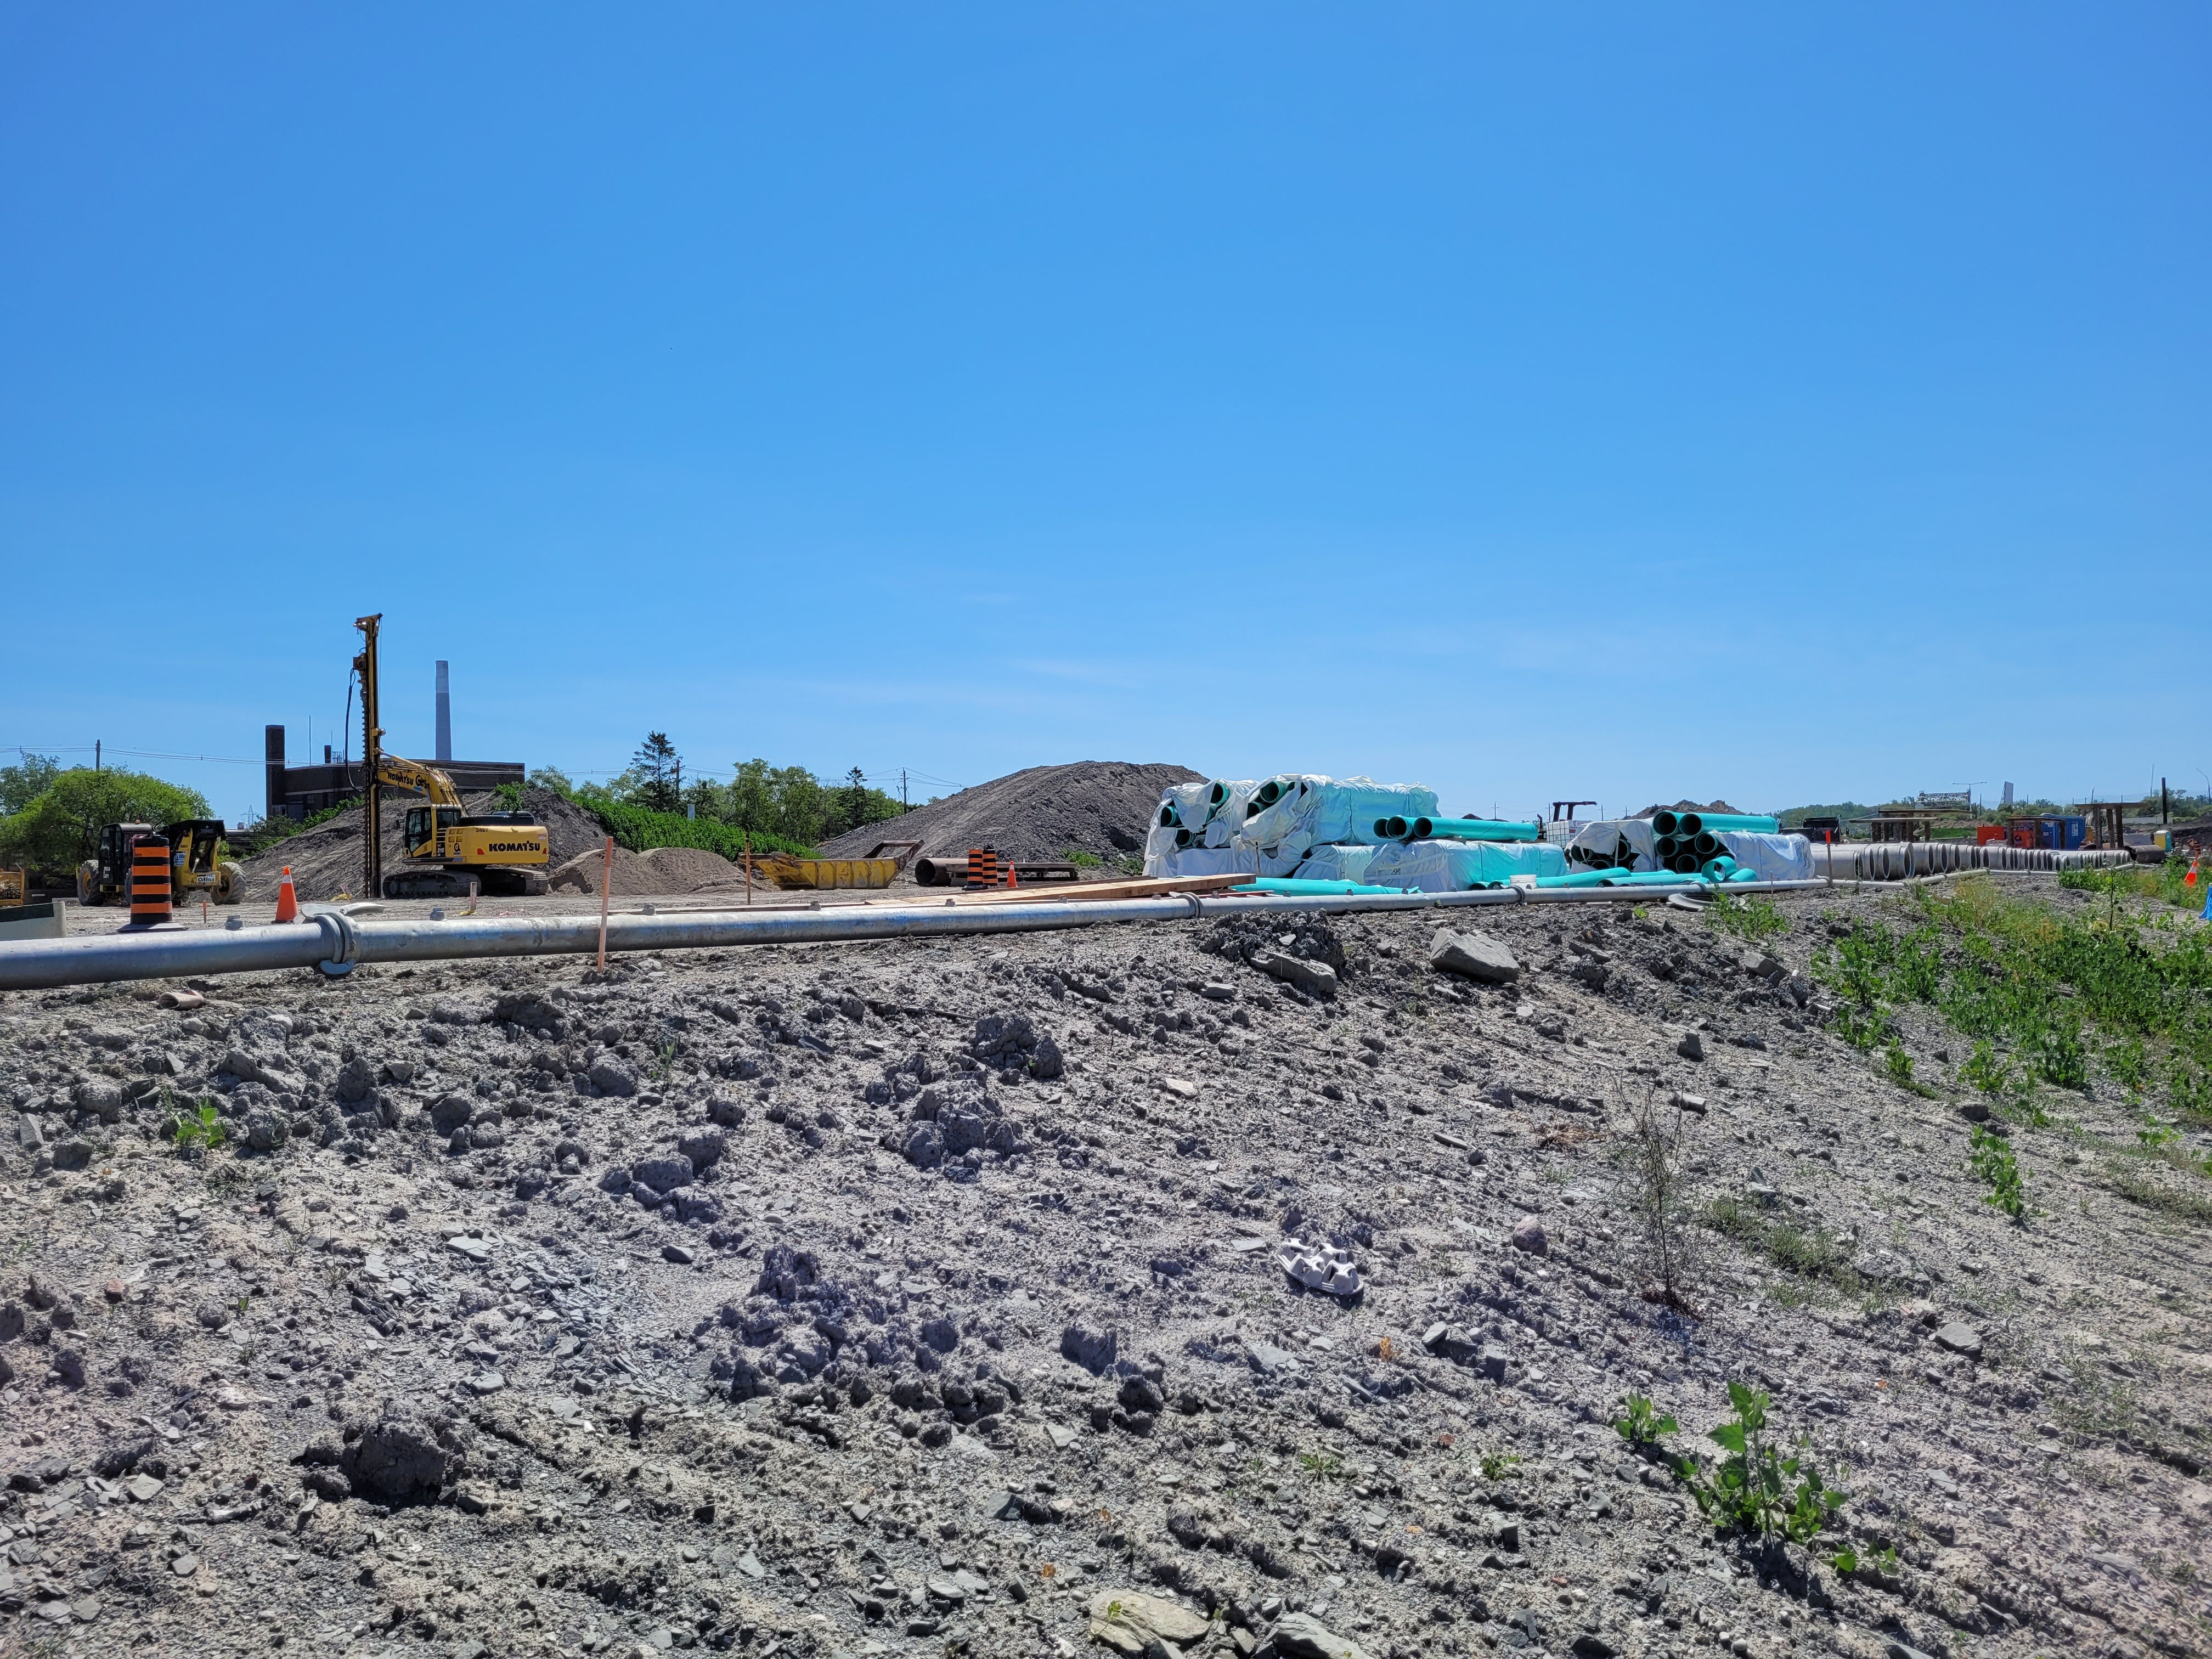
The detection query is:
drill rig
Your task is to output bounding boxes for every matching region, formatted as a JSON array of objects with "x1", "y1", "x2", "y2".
[{"x1": 354, "y1": 614, "x2": 550, "y2": 899}]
